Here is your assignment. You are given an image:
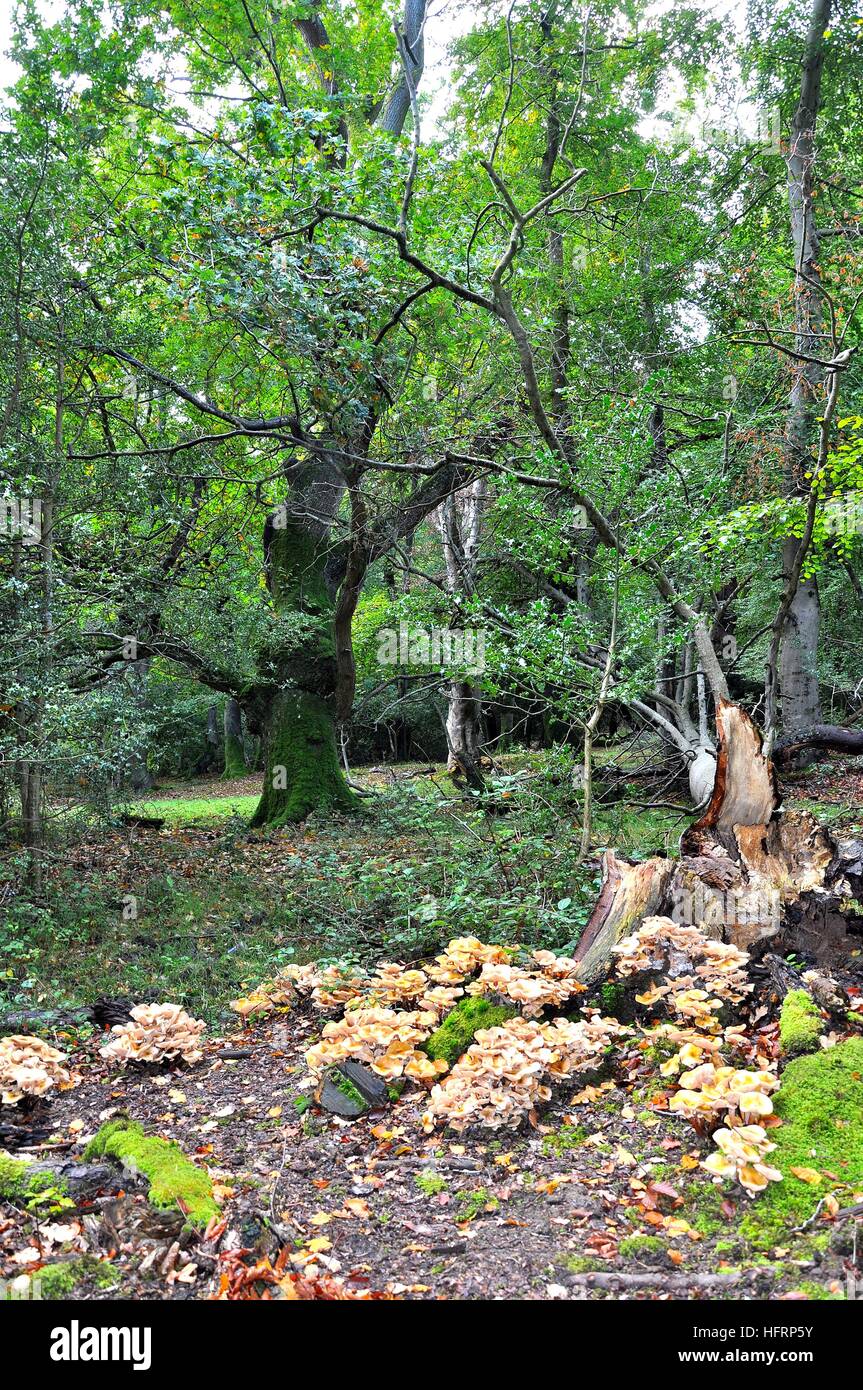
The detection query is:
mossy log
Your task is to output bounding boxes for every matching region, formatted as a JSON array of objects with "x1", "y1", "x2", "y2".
[
  {"x1": 0, "y1": 1149, "x2": 122, "y2": 1205},
  {"x1": 424, "y1": 997, "x2": 518, "y2": 1066},
  {"x1": 85, "y1": 1118, "x2": 219, "y2": 1229}
]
